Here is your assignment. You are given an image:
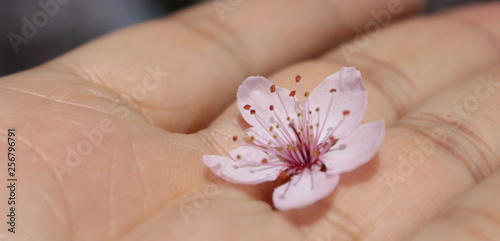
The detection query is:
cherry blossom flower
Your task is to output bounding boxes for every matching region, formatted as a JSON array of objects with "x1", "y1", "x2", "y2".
[{"x1": 203, "y1": 67, "x2": 385, "y2": 211}]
